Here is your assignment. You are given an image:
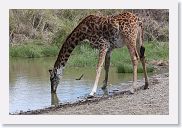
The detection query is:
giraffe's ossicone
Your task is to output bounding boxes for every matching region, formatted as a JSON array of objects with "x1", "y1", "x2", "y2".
[{"x1": 49, "y1": 11, "x2": 149, "y2": 96}]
